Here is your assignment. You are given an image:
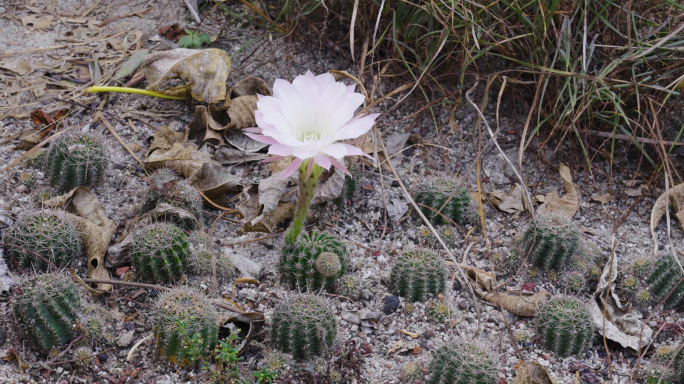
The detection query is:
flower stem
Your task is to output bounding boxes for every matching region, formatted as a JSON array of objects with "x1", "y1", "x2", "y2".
[
  {"x1": 285, "y1": 161, "x2": 323, "y2": 245},
  {"x1": 85, "y1": 86, "x2": 190, "y2": 100}
]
